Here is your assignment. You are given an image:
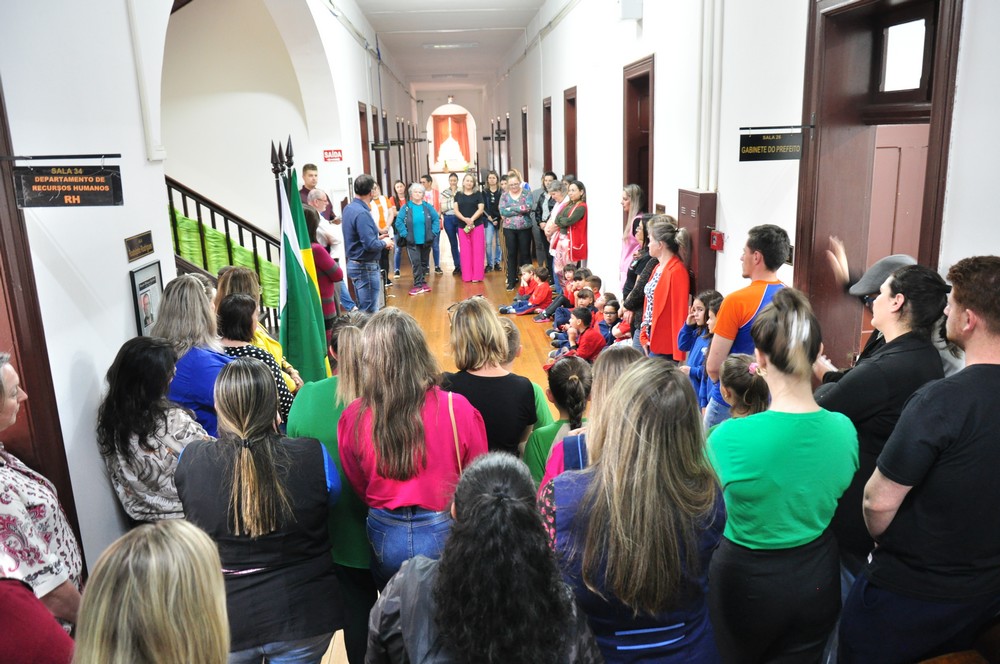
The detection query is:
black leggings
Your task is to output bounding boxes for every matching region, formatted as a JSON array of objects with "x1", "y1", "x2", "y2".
[
  {"x1": 332, "y1": 563, "x2": 379, "y2": 664},
  {"x1": 709, "y1": 530, "x2": 840, "y2": 663},
  {"x1": 504, "y1": 227, "x2": 533, "y2": 288}
]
